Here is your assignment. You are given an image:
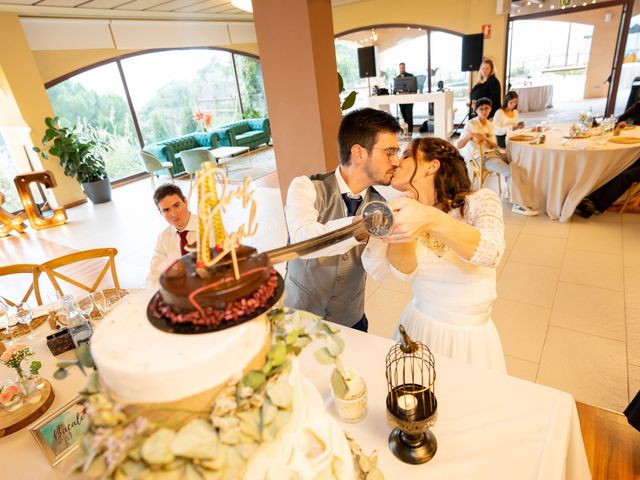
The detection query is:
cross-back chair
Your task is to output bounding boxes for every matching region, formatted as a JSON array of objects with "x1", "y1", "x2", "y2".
[
  {"x1": 37, "y1": 248, "x2": 120, "y2": 299},
  {"x1": 470, "y1": 143, "x2": 506, "y2": 196},
  {"x1": 0, "y1": 264, "x2": 42, "y2": 306},
  {"x1": 619, "y1": 182, "x2": 640, "y2": 215}
]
